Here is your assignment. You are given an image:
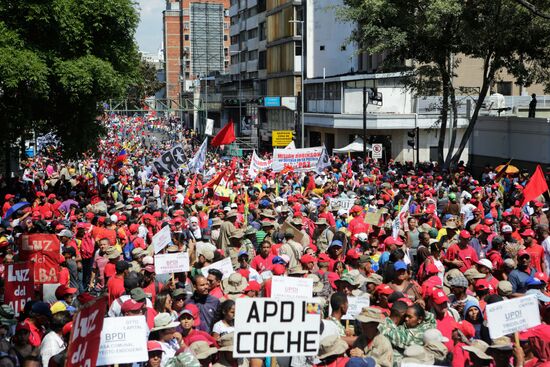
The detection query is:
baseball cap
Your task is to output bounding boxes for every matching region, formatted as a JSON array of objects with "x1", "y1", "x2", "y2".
[
  {"x1": 375, "y1": 284, "x2": 393, "y2": 295},
  {"x1": 501, "y1": 224, "x2": 513, "y2": 233},
  {"x1": 147, "y1": 341, "x2": 163, "y2": 353},
  {"x1": 329, "y1": 240, "x2": 343, "y2": 248},
  {"x1": 31, "y1": 302, "x2": 52, "y2": 317},
  {"x1": 521, "y1": 229, "x2": 535, "y2": 237},
  {"x1": 121, "y1": 299, "x2": 144, "y2": 313},
  {"x1": 300, "y1": 254, "x2": 317, "y2": 264},
  {"x1": 459, "y1": 230, "x2": 471, "y2": 239},
  {"x1": 55, "y1": 285, "x2": 78, "y2": 299},
  {"x1": 431, "y1": 289, "x2": 449, "y2": 305},
  {"x1": 394, "y1": 261, "x2": 407, "y2": 271},
  {"x1": 475, "y1": 279, "x2": 490, "y2": 291},
  {"x1": 346, "y1": 250, "x2": 360, "y2": 260},
  {"x1": 476, "y1": 259, "x2": 493, "y2": 271},
  {"x1": 130, "y1": 288, "x2": 148, "y2": 302}
]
